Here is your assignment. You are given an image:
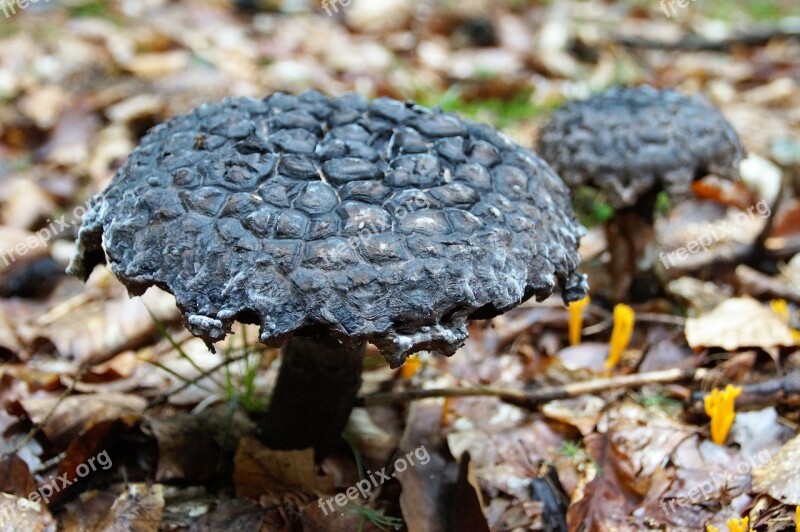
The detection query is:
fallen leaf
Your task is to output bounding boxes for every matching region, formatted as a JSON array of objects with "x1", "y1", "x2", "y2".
[
  {"x1": 567, "y1": 403, "x2": 696, "y2": 530},
  {"x1": 0, "y1": 493, "x2": 56, "y2": 532},
  {"x1": 18, "y1": 392, "x2": 146, "y2": 448},
  {"x1": 566, "y1": 431, "x2": 641, "y2": 530},
  {"x1": 94, "y1": 483, "x2": 165, "y2": 532},
  {"x1": 398, "y1": 400, "x2": 490, "y2": 532},
  {"x1": 729, "y1": 407, "x2": 793, "y2": 458},
  {"x1": 59, "y1": 489, "x2": 119, "y2": 531},
  {"x1": 233, "y1": 437, "x2": 335, "y2": 498},
  {"x1": 557, "y1": 343, "x2": 609, "y2": 372},
  {"x1": 186, "y1": 497, "x2": 266, "y2": 531},
  {"x1": 685, "y1": 297, "x2": 797, "y2": 351},
  {"x1": 34, "y1": 281, "x2": 181, "y2": 365},
  {"x1": 542, "y1": 396, "x2": 605, "y2": 436},
  {"x1": 0, "y1": 453, "x2": 36, "y2": 498},
  {"x1": 752, "y1": 432, "x2": 800, "y2": 505},
  {"x1": 142, "y1": 406, "x2": 257, "y2": 483}
]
